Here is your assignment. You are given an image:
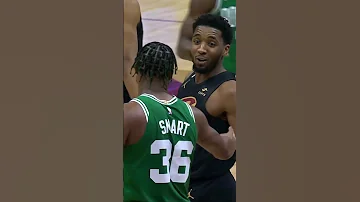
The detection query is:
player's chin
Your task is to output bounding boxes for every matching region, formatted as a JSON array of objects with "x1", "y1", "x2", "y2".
[{"x1": 193, "y1": 64, "x2": 208, "y2": 72}]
